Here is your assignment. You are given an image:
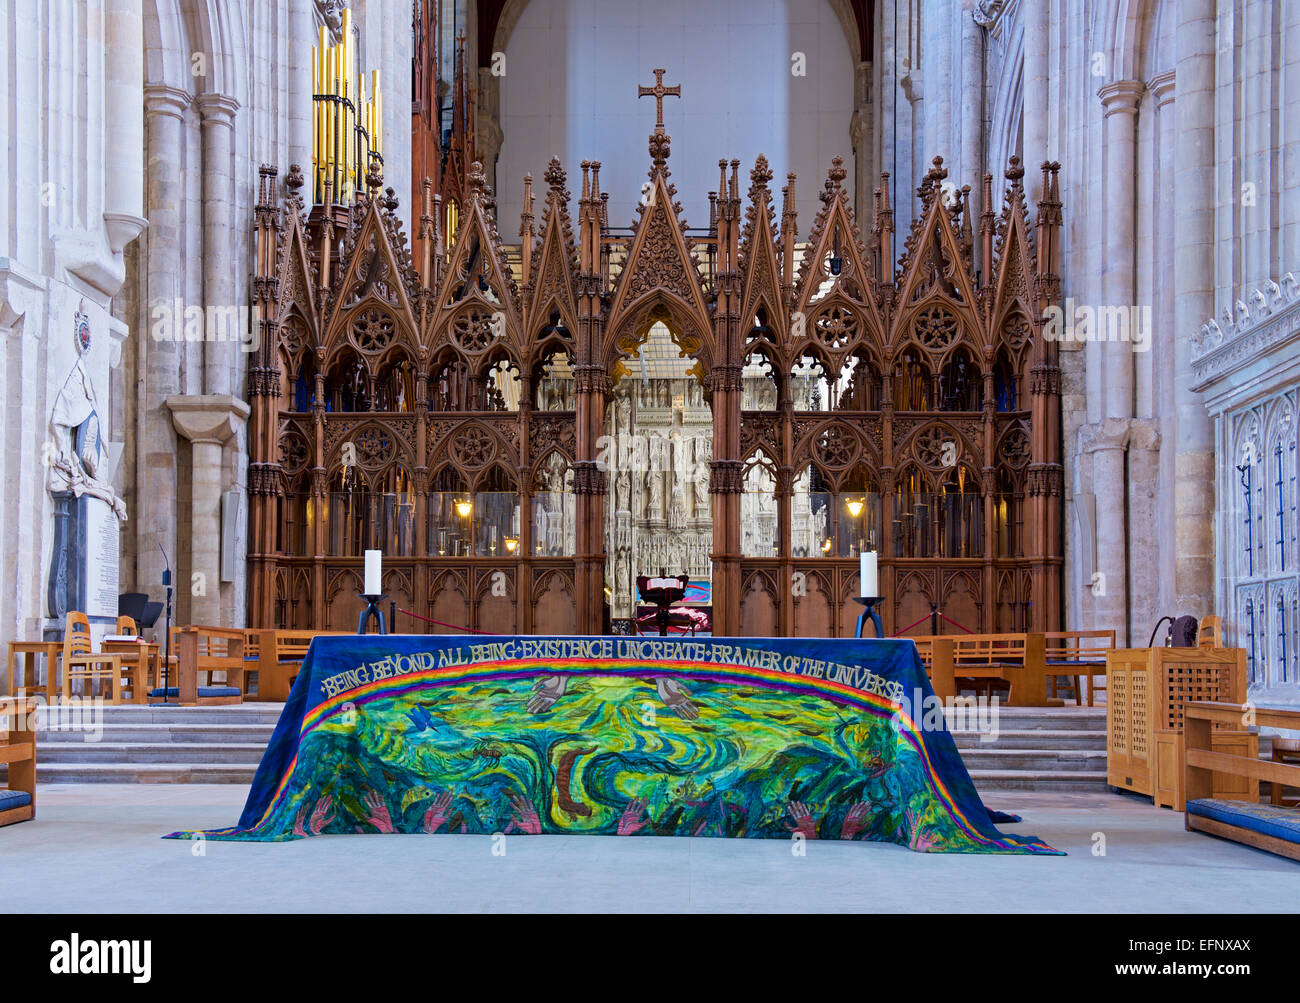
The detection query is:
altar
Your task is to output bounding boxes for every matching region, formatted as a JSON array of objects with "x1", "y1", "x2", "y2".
[{"x1": 170, "y1": 634, "x2": 1060, "y2": 855}]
